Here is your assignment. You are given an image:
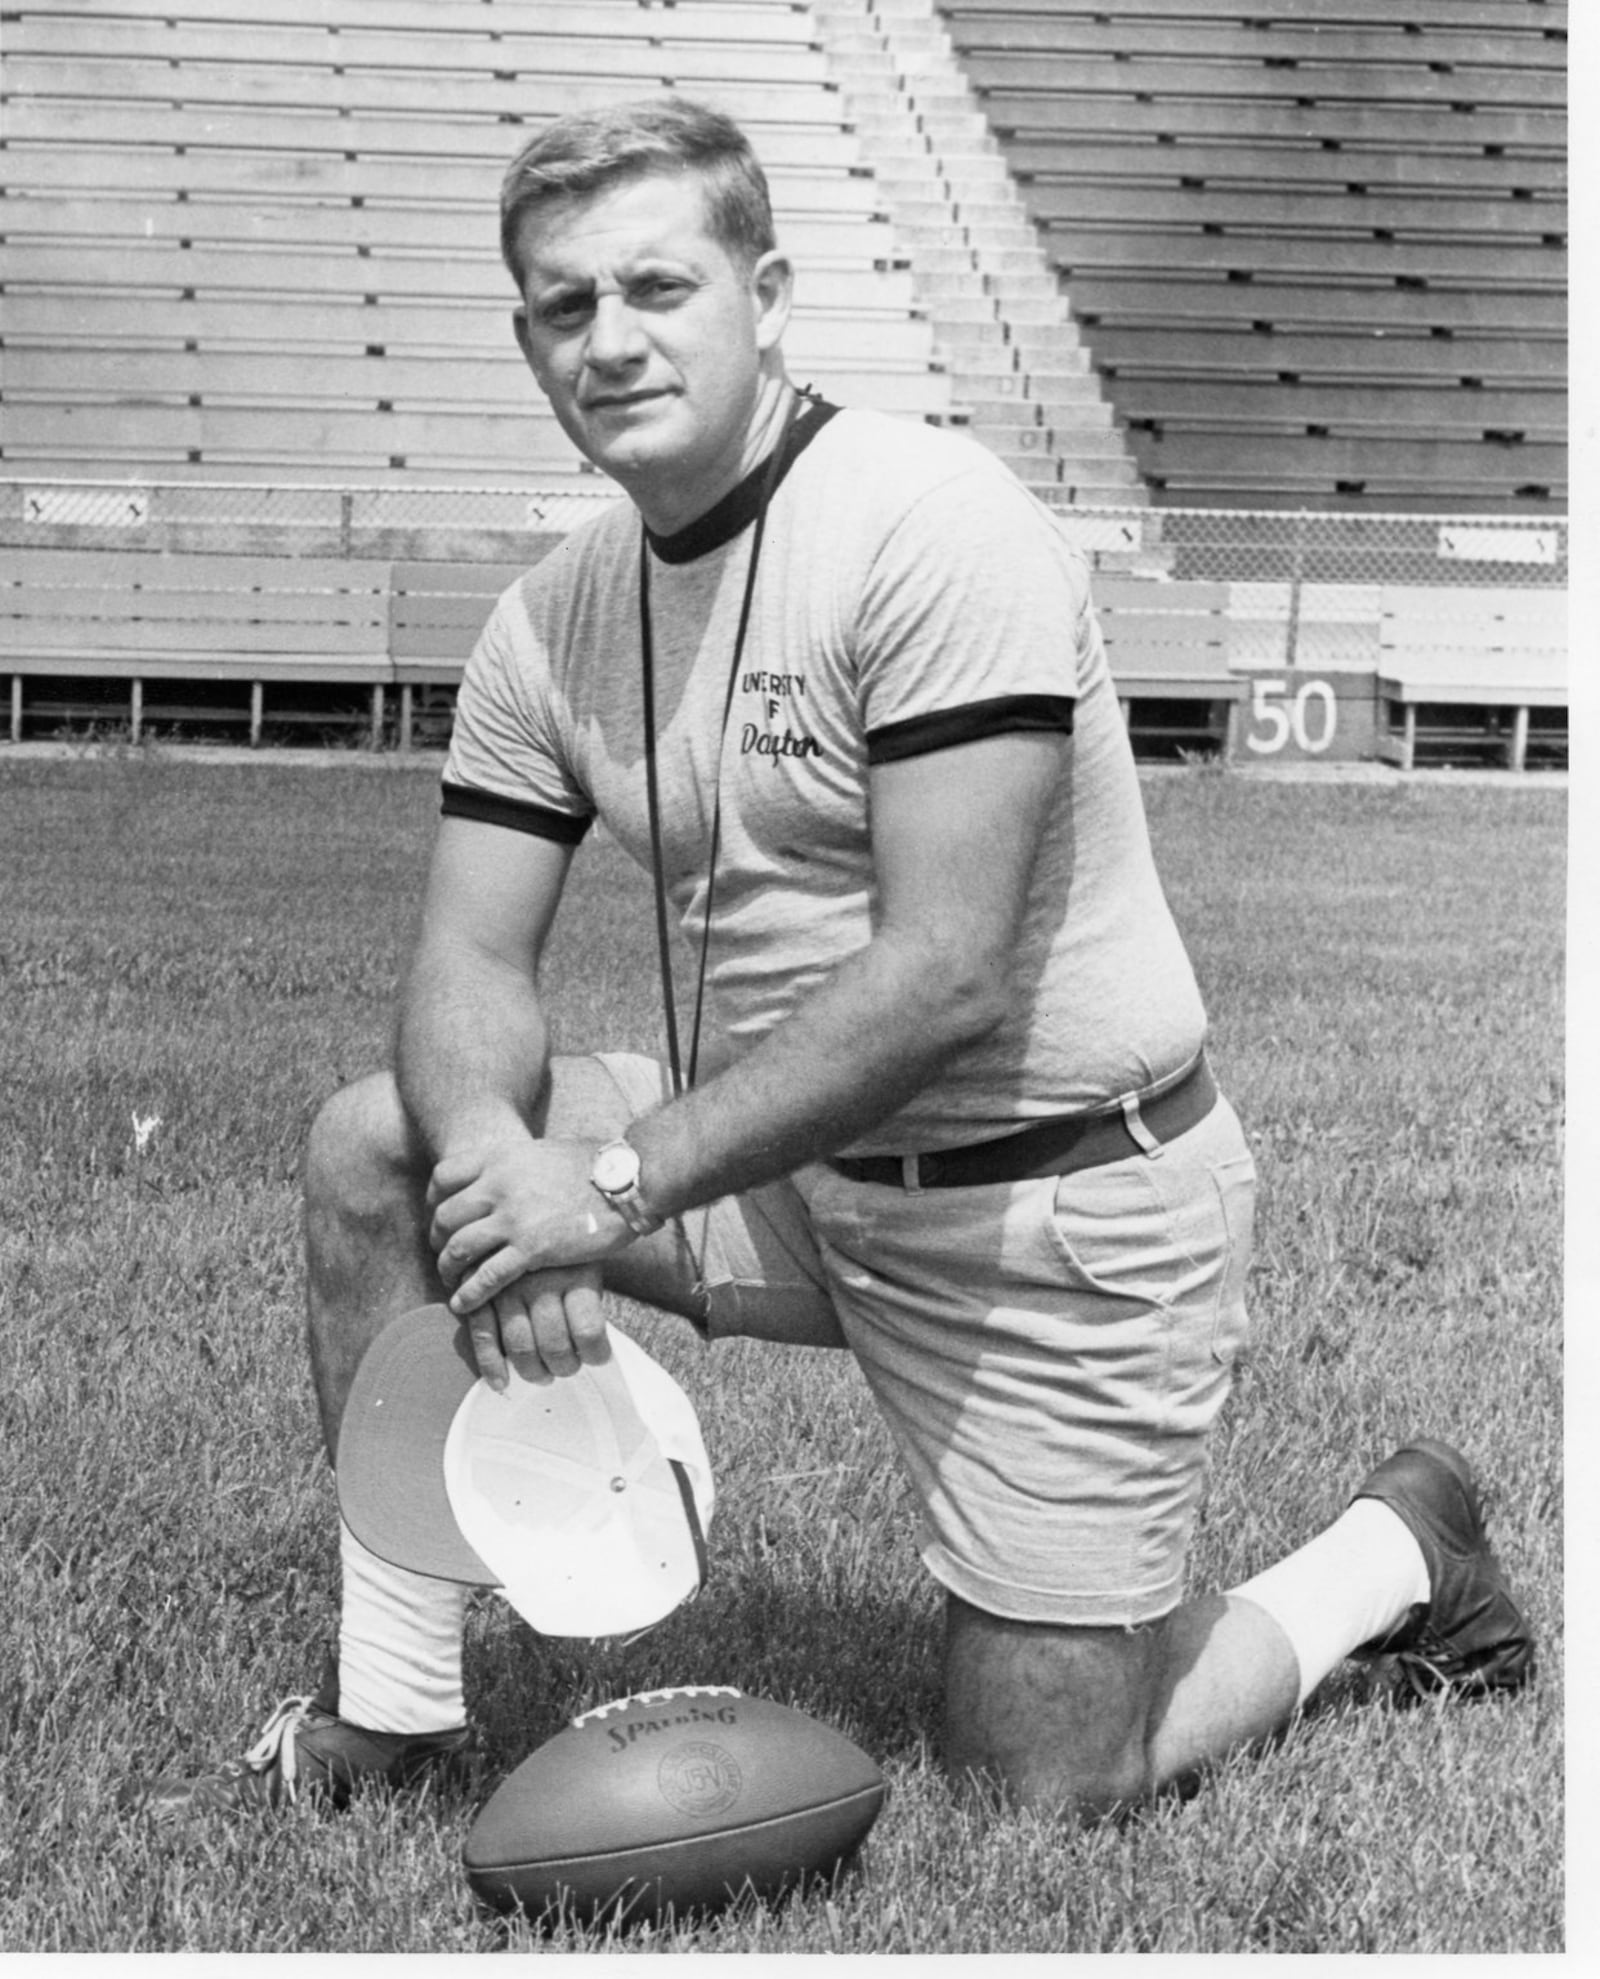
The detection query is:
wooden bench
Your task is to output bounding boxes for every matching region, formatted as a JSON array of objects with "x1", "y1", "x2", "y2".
[
  {"x1": 27, "y1": 0, "x2": 819, "y2": 36},
  {"x1": 6, "y1": 14, "x2": 830, "y2": 85},
  {"x1": 1091, "y1": 577, "x2": 1249, "y2": 758},
  {"x1": 0, "y1": 244, "x2": 919, "y2": 315},
  {"x1": 2, "y1": 146, "x2": 882, "y2": 217},
  {"x1": 976, "y1": 93, "x2": 1563, "y2": 152},
  {"x1": 3, "y1": 56, "x2": 840, "y2": 125},
  {"x1": 1039, "y1": 230, "x2": 1566, "y2": 289},
  {"x1": 2, "y1": 548, "x2": 393, "y2": 745},
  {"x1": 1374, "y1": 586, "x2": 1567, "y2": 770},
  {"x1": 1066, "y1": 279, "x2": 1567, "y2": 336},
  {"x1": 1120, "y1": 429, "x2": 1566, "y2": 506},
  {"x1": 4, "y1": 98, "x2": 868, "y2": 172},
  {"x1": 1004, "y1": 140, "x2": 1568, "y2": 198},
  {"x1": 6, "y1": 197, "x2": 896, "y2": 268},
  {"x1": 387, "y1": 559, "x2": 523, "y2": 750},
  {"x1": 1, "y1": 292, "x2": 936, "y2": 359},
  {"x1": 943, "y1": 14, "x2": 1565, "y2": 74},
  {"x1": 964, "y1": 52, "x2": 1565, "y2": 111},
  {"x1": 1088, "y1": 328, "x2": 1566, "y2": 384},
  {"x1": 1112, "y1": 379, "x2": 1566, "y2": 440},
  {"x1": 939, "y1": 0, "x2": 1562, "y2": 26},
  {"x1": 1023, "y1": 183, "x2": 1565, "y2": 241}
]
